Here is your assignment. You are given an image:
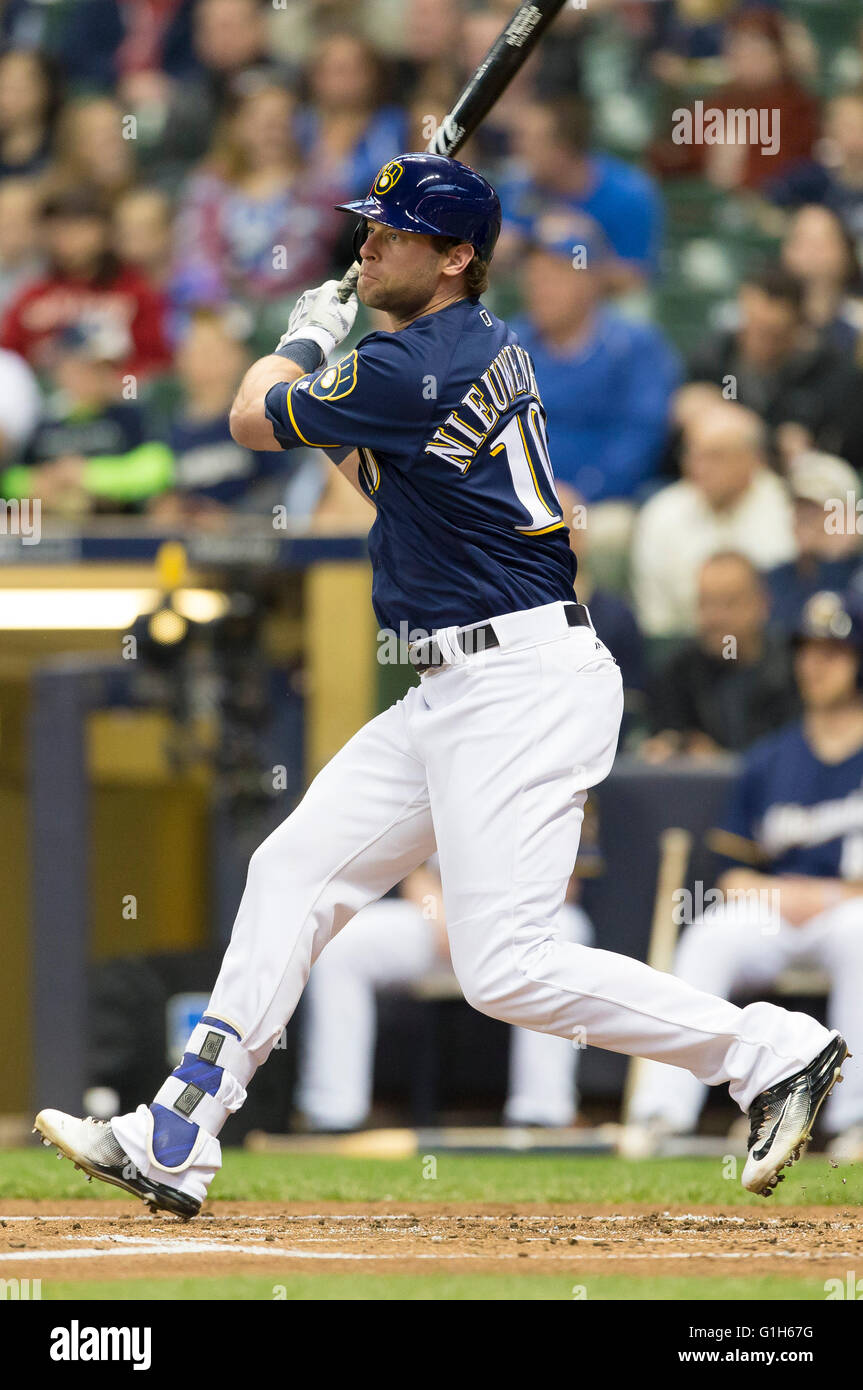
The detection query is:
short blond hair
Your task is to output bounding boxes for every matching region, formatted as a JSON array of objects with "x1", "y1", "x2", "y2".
[{"x1": 430, "y1": 235, "x2": 490, "y2": 297}]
